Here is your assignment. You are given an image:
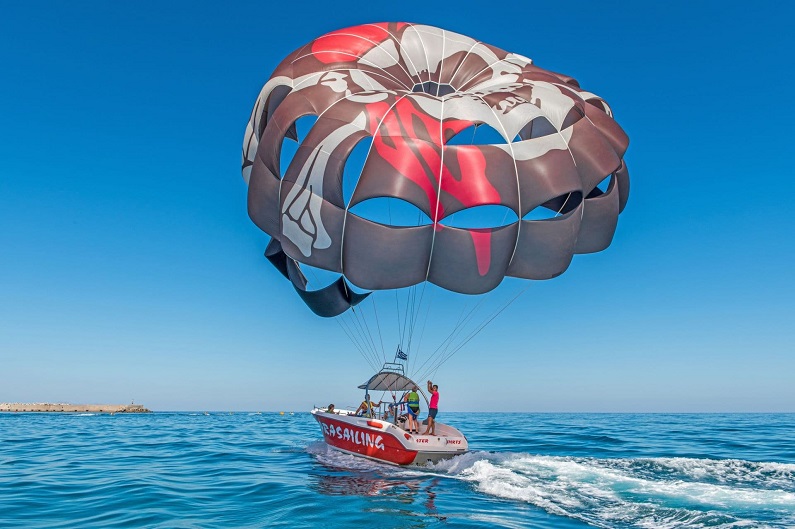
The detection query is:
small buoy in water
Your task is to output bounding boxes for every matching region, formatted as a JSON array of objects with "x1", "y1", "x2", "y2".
[{"x1": 279, "y1": 411, "x2": 284, "y2": 415}]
